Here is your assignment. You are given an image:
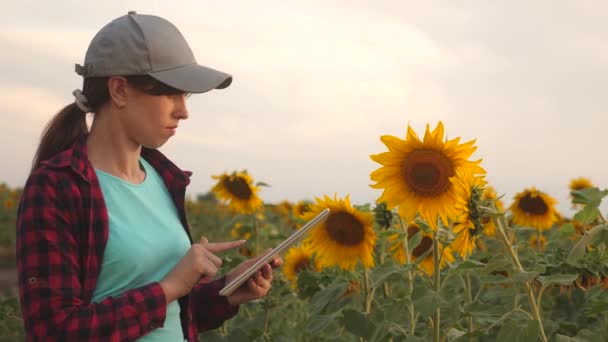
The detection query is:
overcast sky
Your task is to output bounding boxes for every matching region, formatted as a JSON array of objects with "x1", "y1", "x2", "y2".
[{"x1": 1, "y1": 1, "x2": 607, "y2": 216}]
